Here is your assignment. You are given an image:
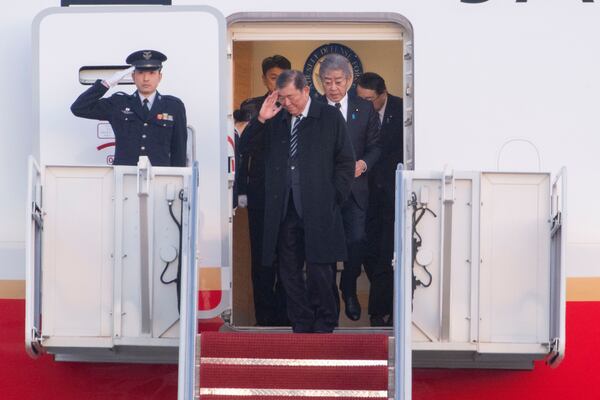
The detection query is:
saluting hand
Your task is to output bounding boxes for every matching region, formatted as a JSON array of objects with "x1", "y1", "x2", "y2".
[
  {"x1": 103, "y1": 66, "x2": 135, "y2": 88},
  {"x1": 258, "y1": 90, "x2": 282, "y2": 123}
]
